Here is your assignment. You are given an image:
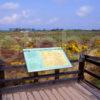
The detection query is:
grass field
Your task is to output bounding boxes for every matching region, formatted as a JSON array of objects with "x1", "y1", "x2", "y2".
[{"x1": 0, "y1": 30, "x2": 100, "y2": 87}]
